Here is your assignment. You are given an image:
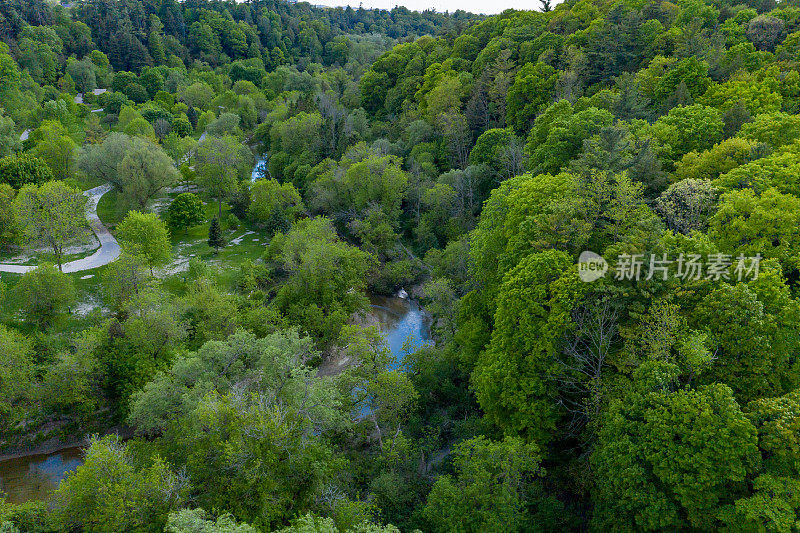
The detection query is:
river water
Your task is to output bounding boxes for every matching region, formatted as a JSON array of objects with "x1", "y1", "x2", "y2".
[
  {"x1": 0, "y1": 447, "x2": 83, "y2": 504},
  {"x1": 0, "y1": 295, "x2": 429, "y2": 503},
  {"x1": 368, "y1": 294, "x2": 431, "y2": 367},
  {"x1": 251, "y1": 155, "x2": 268, "y2": 182}
]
